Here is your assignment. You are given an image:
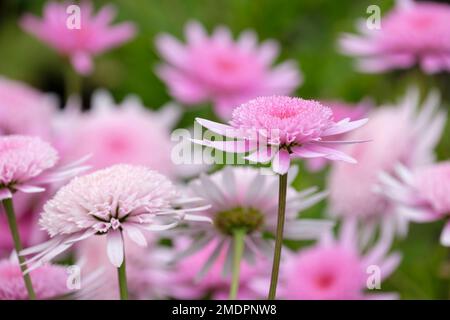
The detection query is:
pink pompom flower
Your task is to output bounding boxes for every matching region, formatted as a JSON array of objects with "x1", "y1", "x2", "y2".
[
  {"x1": 192, "y1": 96, "x2": 368, "y2": 174},
  {"x1": 21, "y1": 164, "x2": 211, "y2": 271},
  {"x1": 328, "y1": 88, "x2": 446, "y2": 236},
  {"x1": 253, "y1": 220, "x2": 400, "y2": 300},
  {"x1": 21, "y1": 1, "x2": 136, "y2": 75},
  {"x1": 176, "y1": 166, "x2": 333, "y2": 275},
  {"x1": 376, "y1": 162, "x2": 450, "y2": 246},
  {"x1": 156, "y1": 21, "x2": 302, "y2": 120},
  {"x1": 0, "y1": 135, "x2": 89, "y2": 201},
  {"x1": 339, "y1": 0, "x2": 450, "y2": 74}
]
